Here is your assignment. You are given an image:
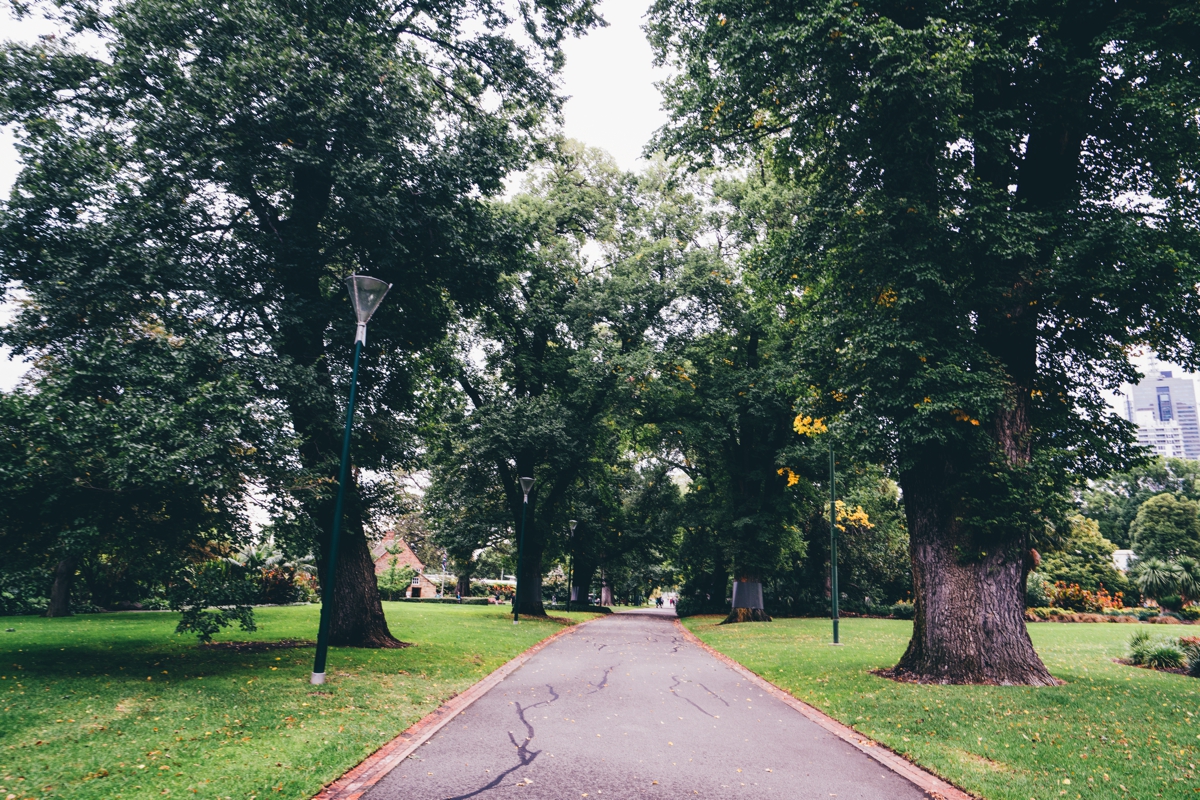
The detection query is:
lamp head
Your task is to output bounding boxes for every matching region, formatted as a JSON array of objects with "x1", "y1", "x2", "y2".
[
  {"x1": 344, "y1": 275, "x2": 392, "y2": 343},
  {"x1": 519, "y1": 476, "x2": 535, "y2": 497},
  {"x1": 568, "y1": 519, "x2": 577, "y2": 533}
]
